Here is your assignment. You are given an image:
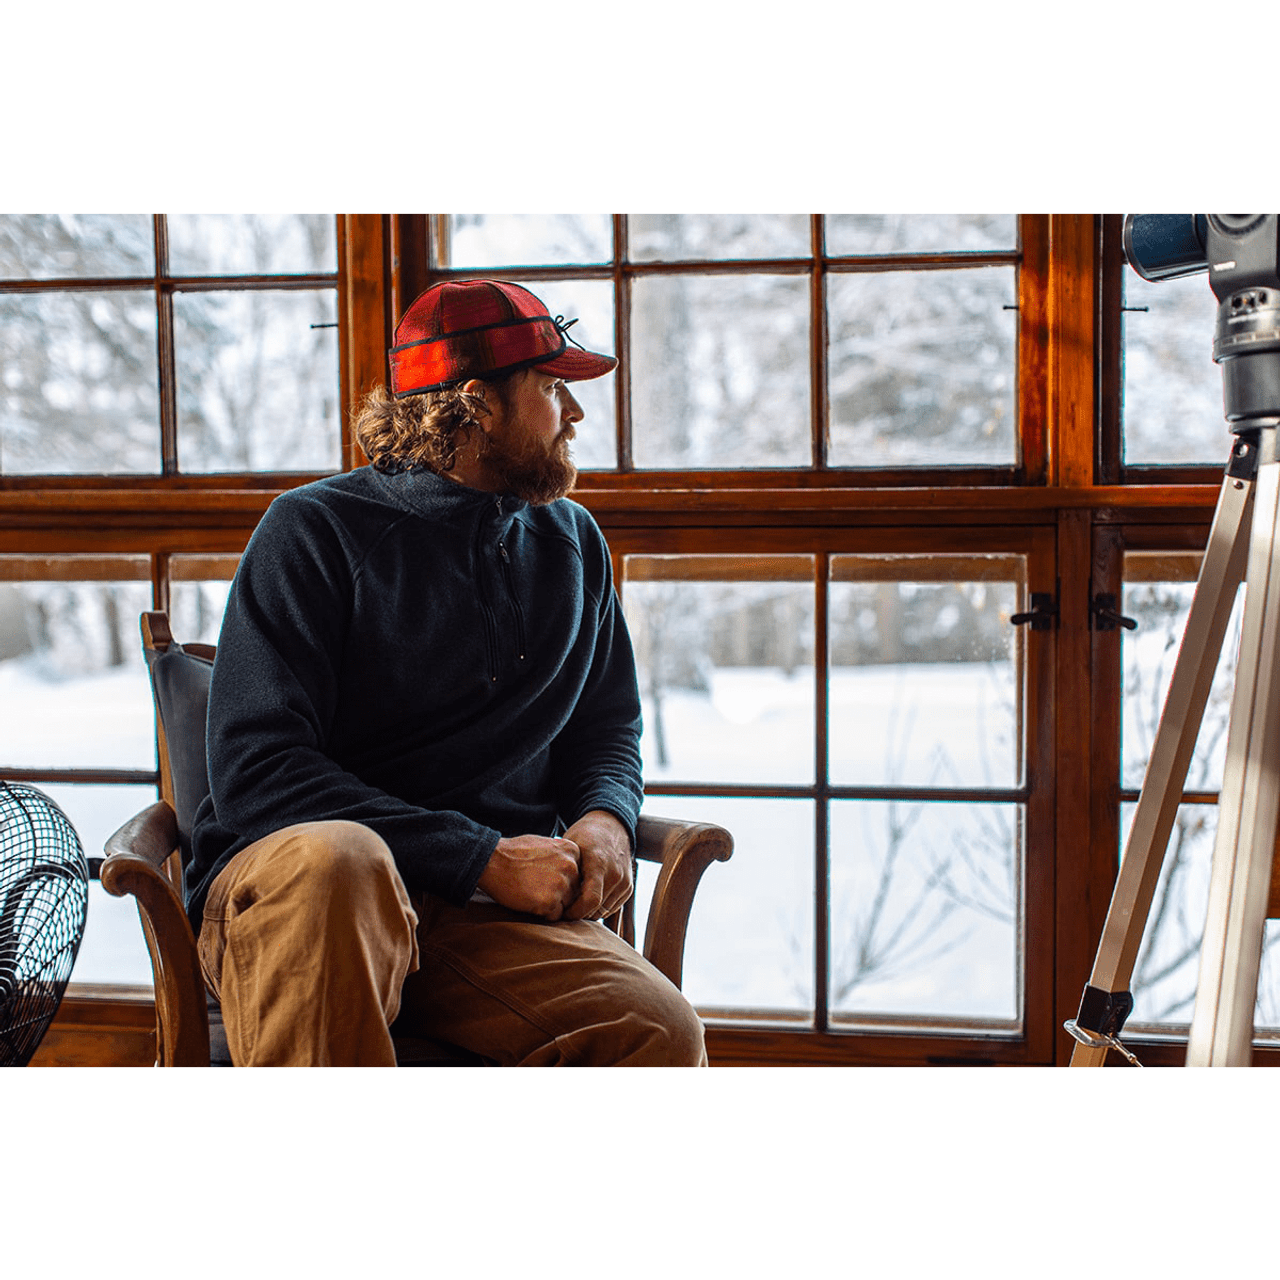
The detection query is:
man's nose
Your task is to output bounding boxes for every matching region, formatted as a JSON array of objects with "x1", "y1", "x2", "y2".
[{"x1": 561, "y1": 386, "x2": 584, "y2": 423}]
